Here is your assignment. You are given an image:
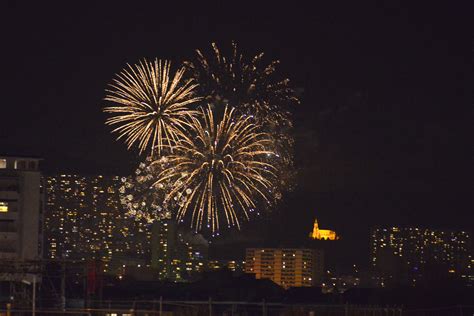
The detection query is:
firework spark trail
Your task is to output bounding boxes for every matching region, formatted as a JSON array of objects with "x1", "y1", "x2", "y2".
[
  {"x1": 104, "y1": 59, "x2": 201, "y2": 155},
  {"x1": 184, "y1": 41, "x2": 299, "y2": 129},
  {"x1": 154, "y1": 106, "x2": 278, "y2": 233},
  {"x1": 184, "y1": 42, "x2": 299, "y2": 193}
]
